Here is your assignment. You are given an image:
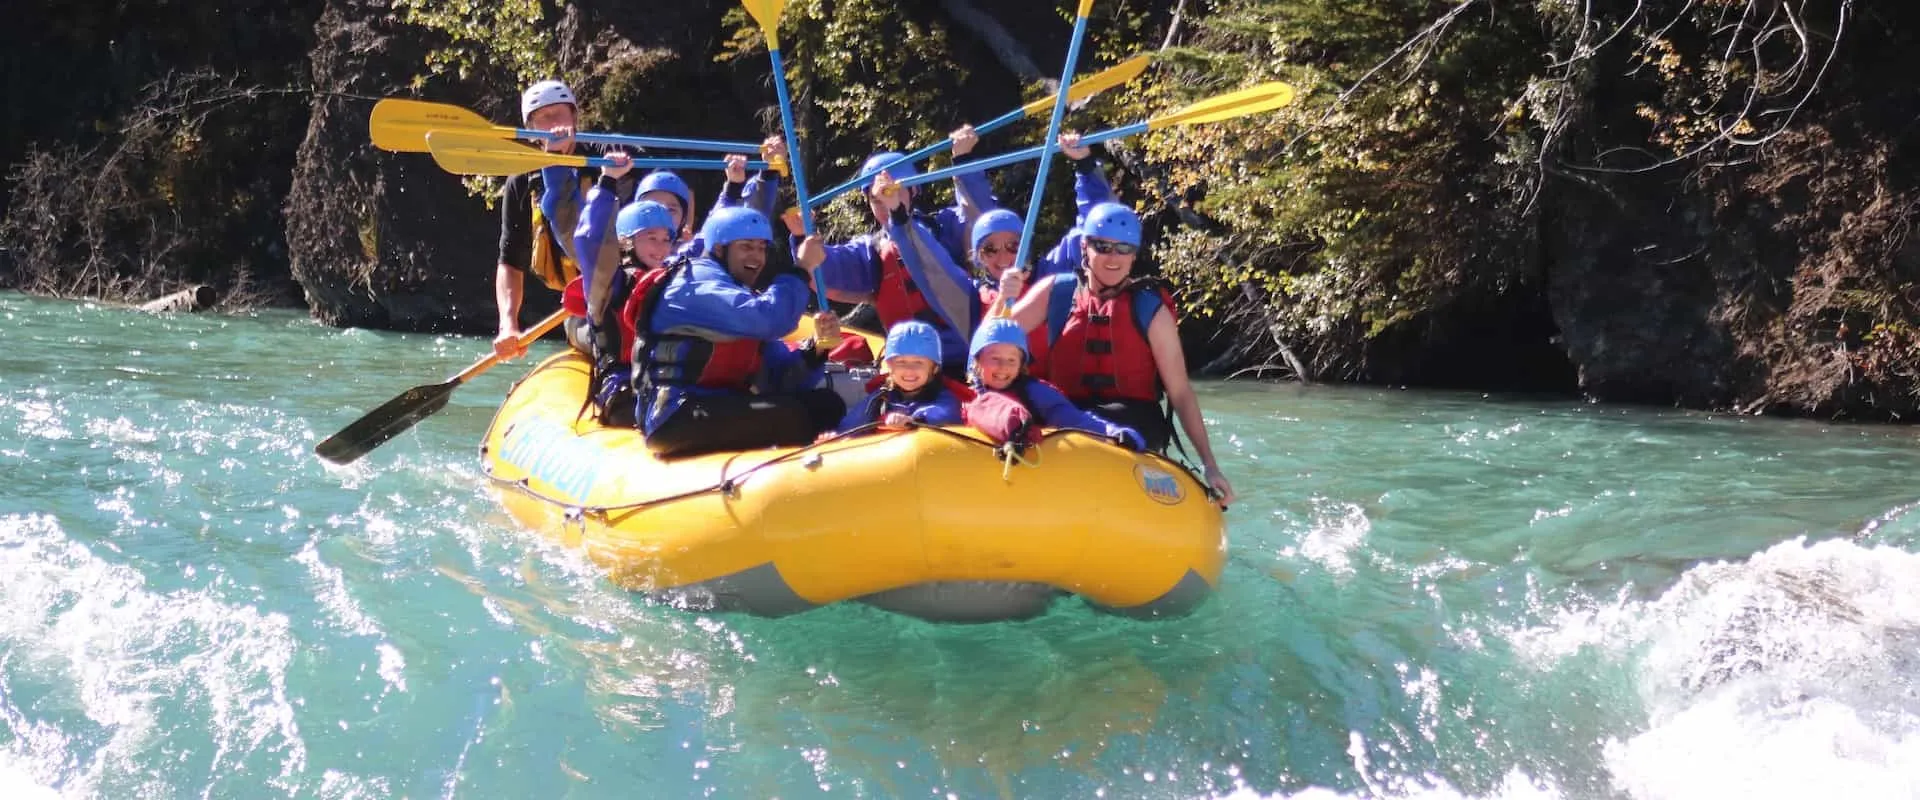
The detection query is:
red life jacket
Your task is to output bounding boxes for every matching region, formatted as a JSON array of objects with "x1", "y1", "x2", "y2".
[
  {"x1": 977, "y1": 281, "x2": 1053, "y2": 377},
  {"x1": 1043, "y1": 276, "x2": 1174, "y2": 404},
  {"x1": 620, "y1": 263, "x2": 764, "y2": 391},
  {"x1": 961, "y1": 376, "x2": 1052, "y2": 446},
  {"x1": 565, "y1": 260, "x2": 640, "y2": 368},
  {"x1": 873, "y1": 239, "x2": 951, "y2": 333}
]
